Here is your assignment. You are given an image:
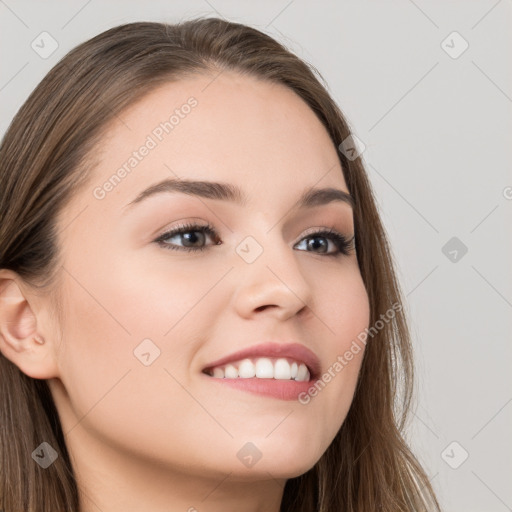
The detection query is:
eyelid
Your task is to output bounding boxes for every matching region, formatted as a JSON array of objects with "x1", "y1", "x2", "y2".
[{"x1": 153, "y1": 221, "x2": 218, "y2": 244}]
